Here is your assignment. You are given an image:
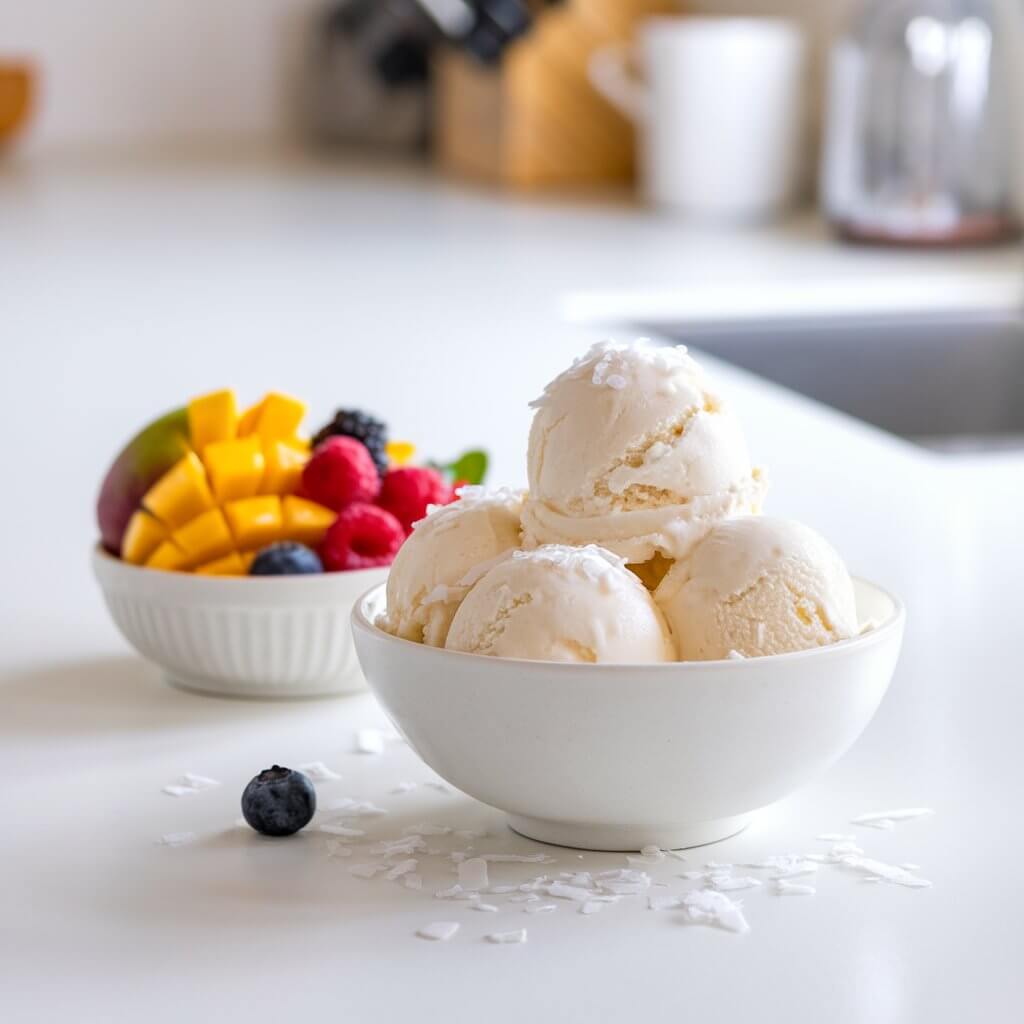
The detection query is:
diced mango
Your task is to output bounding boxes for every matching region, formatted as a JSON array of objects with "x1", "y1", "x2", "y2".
[
  {"x1": 171, "y1": 507, "x2": 235, "y2": 568},
  {"x1": 202, "y1": 436, "x2": 265, "y2": 502},
  {"x1": 283, "y1": 435, "x2": 311, "y2": 454},
  {"x1": 223, "y1": 495, "x2": 283, "y2": 550},
  {"x1": 194, "y1": 551, "x2": 251, "y2": 576},
  {"x1": 187, "y1": 389, "x2": 237, "y2": 453},
  {"x1": 143, "y1": 452, "x2": 215, "y2": 529},
  {"x1": 261, "y1": 440, "x2": 308, "y2": 495},
  {"x1": 282, "y1": 495, "x2": 336, "y2": 546},
  {"x1": 121, "y1": 510, "x2": 167, "y2": 565},
  {"x1": 386, "y1": 440, "x2": 416, "y2": 467},
  {"x1": 146, "y1": 540, "x2": 189, "y2": 572},
  {"x1": 253, "y1": 392, "x2": 307, "y2": 442},
  {"x1": 237, "y1": 398, "x2": 266, "y2": 437}
]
